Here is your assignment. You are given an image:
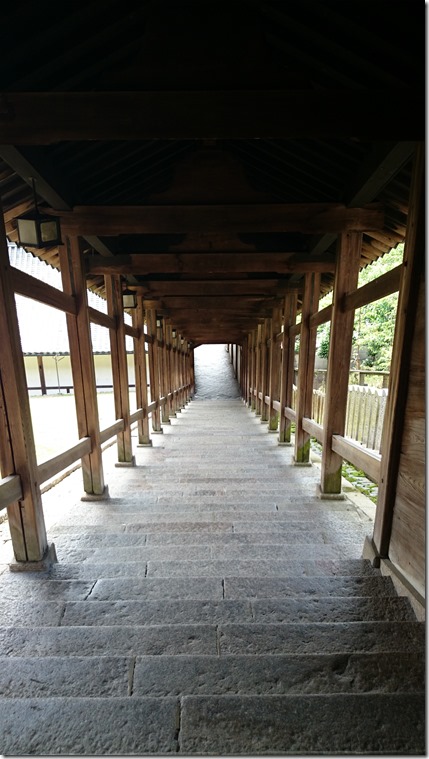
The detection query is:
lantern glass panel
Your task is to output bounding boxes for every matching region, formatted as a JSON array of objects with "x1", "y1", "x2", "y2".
[{"x1": 17, "y1": 218, "x2": 39, "y2": 246}]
